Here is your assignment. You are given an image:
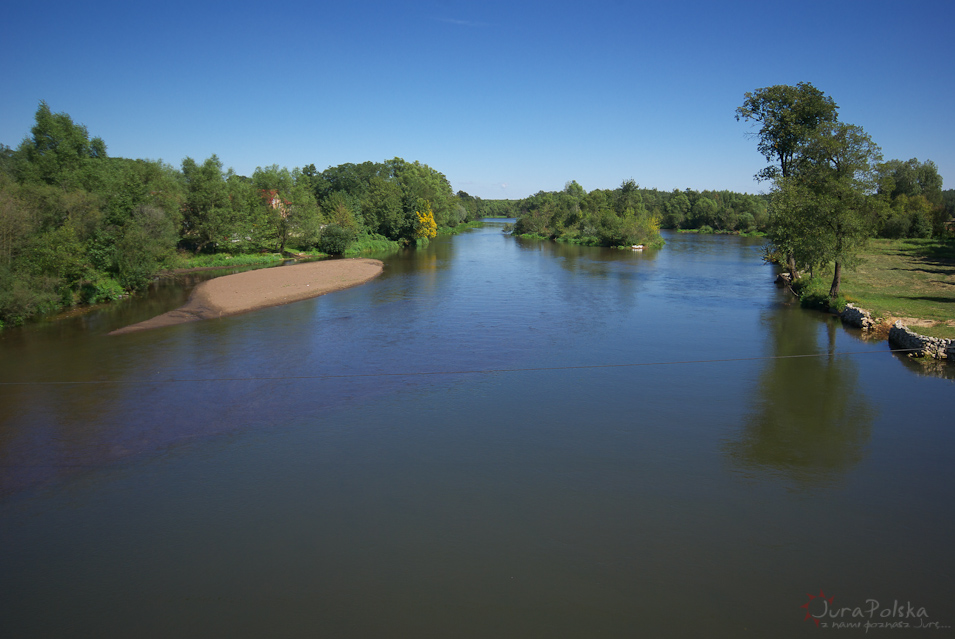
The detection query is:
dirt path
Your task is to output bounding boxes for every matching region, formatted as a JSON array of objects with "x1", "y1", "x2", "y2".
[{"x1": 110, "y1": 258, "x2": 383, "y2": 335}]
